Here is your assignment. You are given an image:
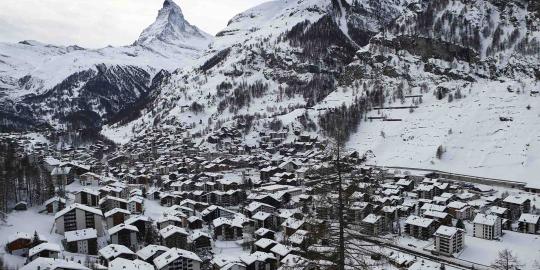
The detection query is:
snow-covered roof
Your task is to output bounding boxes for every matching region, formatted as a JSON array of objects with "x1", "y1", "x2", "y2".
[
  {"x1": 245, "y1": 201, "x2": 275, "y2": 212},
  {"x1": 503, "y1": 195, "x2": 529, "y2": 205},
  {"x1": 55, "y1": 203, "x2": 103, "y2": 219},
  {"x1": 65, "y1": 228, "x2": 97, "y2": 242},
  {"x1": 420, "y1": 203, "x2": 446, "y2": 212},
  {"x1": 188, "y1": 231, "x2": 211, "y2": 242},
  {"x1": 281, "y1": 217, "x2": 303, "y2": 229},
  {"x1": 405, "y1": 215, "x2": 434, "y2": 228},
  {"x1": 254, "y1": 238, "x2": 277, "y2": 249},
  {"x1": 125, "y1": 215, "x2": 151, "y2": 225},
  {"x1": 270, "y1": 243, "x2": 291, "y2": 256},
  {"x1": 159, "y1": 225, "x2": 188, "y2": 238},
  {"x1": 28, "y1": 242, "x2": 61, "y2": 257},
  {"x1": 21, "y1": 257, "x2": 89, "y2": 270},
  {"x1": 447, "y1": 201, "x2": 468, "y2": 209},
  {"x1": 240, "y1": 251, "x2": 275, "y2": 265},
  {"x1": 43, "y1": 196, "x2": 66, "y2": 206},
  {"x1": 252, "y1": 211, "x2": 272, "y2": 221},
  {"x1": 108, "y1": 223, "x2": 139, "y2": 235},
  {"x1": 99, "y1": 244, "x2": 134, "y2": 260},
  {"x1": 109, "y1": 258, "x2": 154, "y2": 270},
  {"x1": 153, "y1": 248, "x2": 202, "y2": 269},
  {"x1": 254, "y1": 228, "x2": 275, "y2": 236},
  {"x1": 518, "y1": 213, "x2": 540, "y2": 224},
  {"x1": 488, "y1": 206, "x2": 508, "y2": 215},
  {"x1": 434, "y1": 225, "x2": 462, "y2": 238},
  {"x1": 104, "y1": 208, "x2": 131, "y2": 218},
  {"x1": 423, "y1": 210, "x2": 448, "y2": 219},
  {"x1": 473, "y1": 213, "x2": 500, "y2": 226},
  {"x1": 362, "y1": 214, "x2": 381, "y2": 224},
  {"x1": 136, "y1": 245, "x2": 169, "y2": 261}
]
